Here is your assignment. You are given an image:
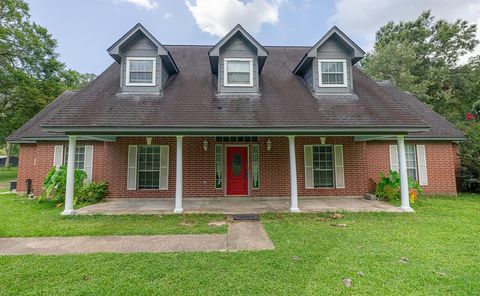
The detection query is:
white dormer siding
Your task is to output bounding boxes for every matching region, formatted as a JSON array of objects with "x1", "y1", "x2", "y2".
[
  {"x1": 108, "y1": 24, "x2": 178, "y2": 94},
  {"x1": 311, "y1": 39, "x2": 353, "y2": 94},
  {"x1": 293, "y1": 27, "x2": 365, "y2": 95},
  {"x1": 218, "y1": 36, "x2": 259, "y2": 93},
  {"x1": 120, "y1": 36, "x2": 163, "y2": 93}
]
